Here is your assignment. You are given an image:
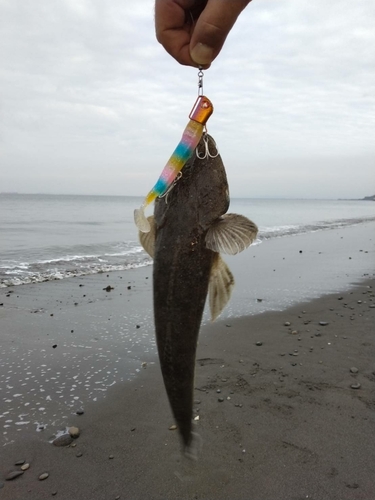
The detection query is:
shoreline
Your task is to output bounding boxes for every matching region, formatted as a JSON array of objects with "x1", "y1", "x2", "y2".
[
  {"x1": 1, "y1": 278, "x2": 374, "y2": 499},
  {"x1": 1, "y1": 221, "x2": 374, "y2": 499},
  {"x1": 1, "y1": 222, "x2": 374, "y2": 442}
]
